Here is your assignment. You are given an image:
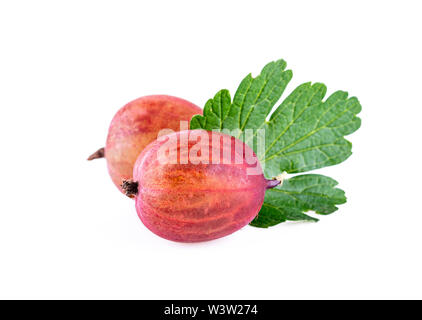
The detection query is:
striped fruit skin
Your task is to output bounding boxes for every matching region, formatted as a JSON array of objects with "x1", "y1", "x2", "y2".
[
  {"x1": 105, "y1": 95, "x2": 201, "y2": 194},
  {"x1": 133, "y1": 130, "x2": 267, "y2": 242}
]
